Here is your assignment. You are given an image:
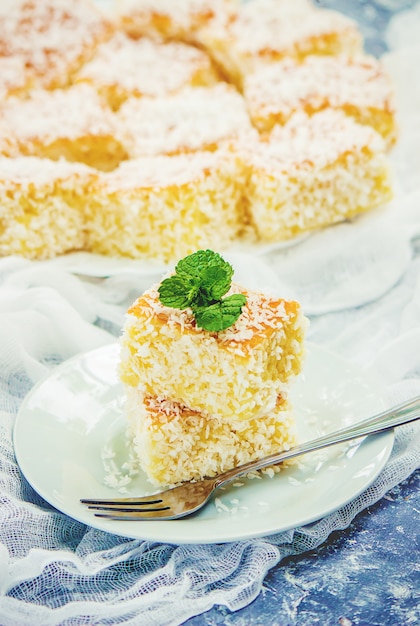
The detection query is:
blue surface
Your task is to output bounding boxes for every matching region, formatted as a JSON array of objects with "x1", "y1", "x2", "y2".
[
  {"x1": 316, "y1": 0, "x2": 418, "y2": 56},
  {"x1": 186, "y1": 471, "x2": 419, "y2": 625}
]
